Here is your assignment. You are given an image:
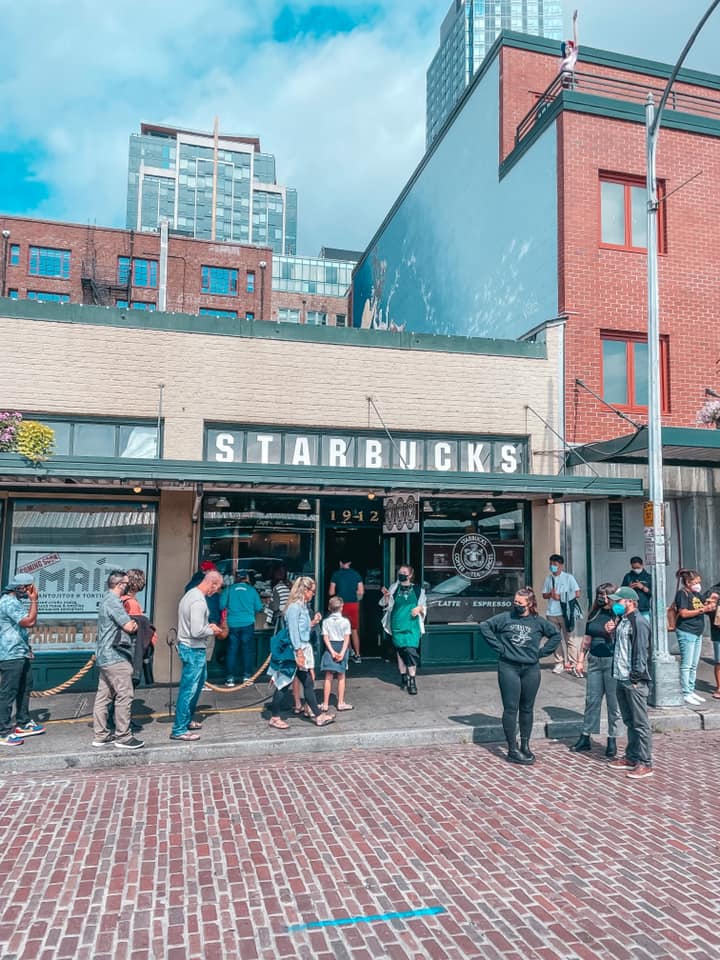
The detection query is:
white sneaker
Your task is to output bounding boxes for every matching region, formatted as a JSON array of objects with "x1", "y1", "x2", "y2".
[
  {"x1": 552, "y1": 663, "x2": 565, "y2": 674},
  {"x1": 691, "y1": 693, "x2": 706, "y2": 702},
  {"x1": 684, "y1": 694, "x2": 701, "y2": 705}
]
